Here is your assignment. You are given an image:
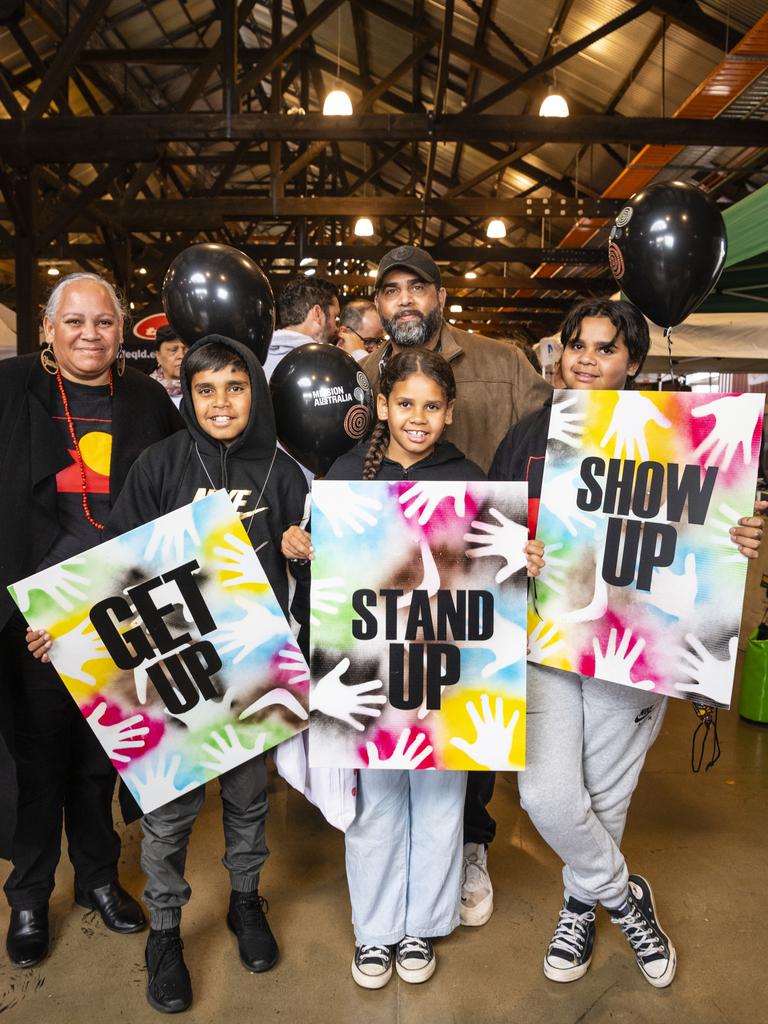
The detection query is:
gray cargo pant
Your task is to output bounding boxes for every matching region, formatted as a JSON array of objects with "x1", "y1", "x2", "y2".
[{"x1": 141, "y1": 754, "x2": 268, "y2": 929}]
